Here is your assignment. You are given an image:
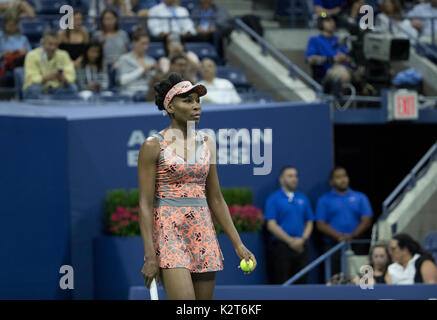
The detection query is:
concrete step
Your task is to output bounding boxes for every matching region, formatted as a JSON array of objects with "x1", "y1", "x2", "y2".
[
  {"x1": 215, "y1": 0, "x2": 252, "y2": 11},
  {"x1": 227, "y1": 9, "x2": 275, "y2": 20}
]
